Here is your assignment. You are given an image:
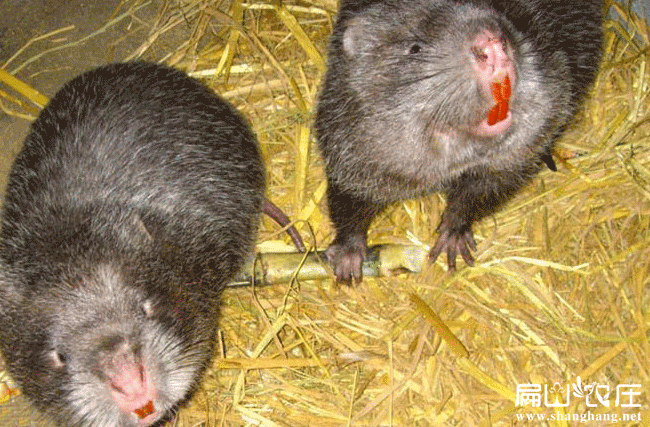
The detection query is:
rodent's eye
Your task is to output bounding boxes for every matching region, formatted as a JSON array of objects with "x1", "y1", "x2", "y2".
[
  {"x1": 48, "y1": 349, "x2": 67, "y2": 369},
  {"x1": 408, "y1": 44, "x2": 422, "y2": 55}
]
